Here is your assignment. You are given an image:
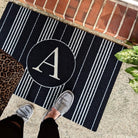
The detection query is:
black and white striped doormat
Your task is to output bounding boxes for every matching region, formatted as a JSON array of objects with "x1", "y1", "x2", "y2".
[{"x1": 0, "y1": 2, "x2": 123, "y2": 131}]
